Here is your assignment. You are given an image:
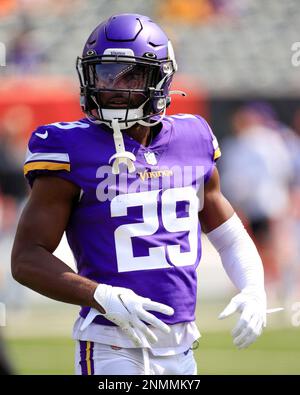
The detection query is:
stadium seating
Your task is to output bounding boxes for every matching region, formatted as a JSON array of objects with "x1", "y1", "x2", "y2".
[{"x1": 0, "y1": 0, "x2": 299, "y2": 95}]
